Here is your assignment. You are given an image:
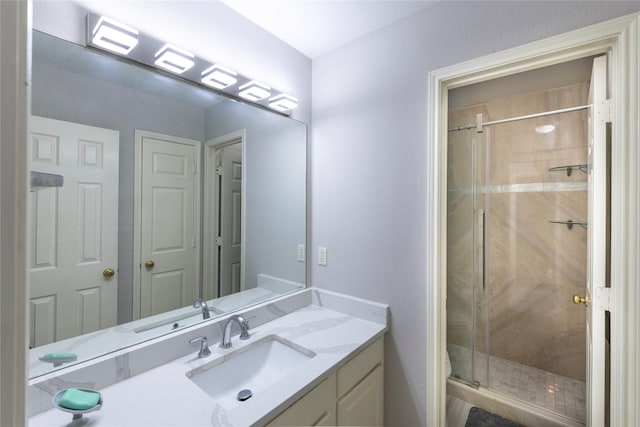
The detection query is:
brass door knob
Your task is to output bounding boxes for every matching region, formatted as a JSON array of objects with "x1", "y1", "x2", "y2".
[
  {"x1": 573, "y1": 294, "x2": 590, "y2": 306},
  {"x1": 103, "y1": 268, "x2": 115, "y2": 278},
  {"x1": 144, "y1": 260, "x2": 155, "y2": 269}
]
